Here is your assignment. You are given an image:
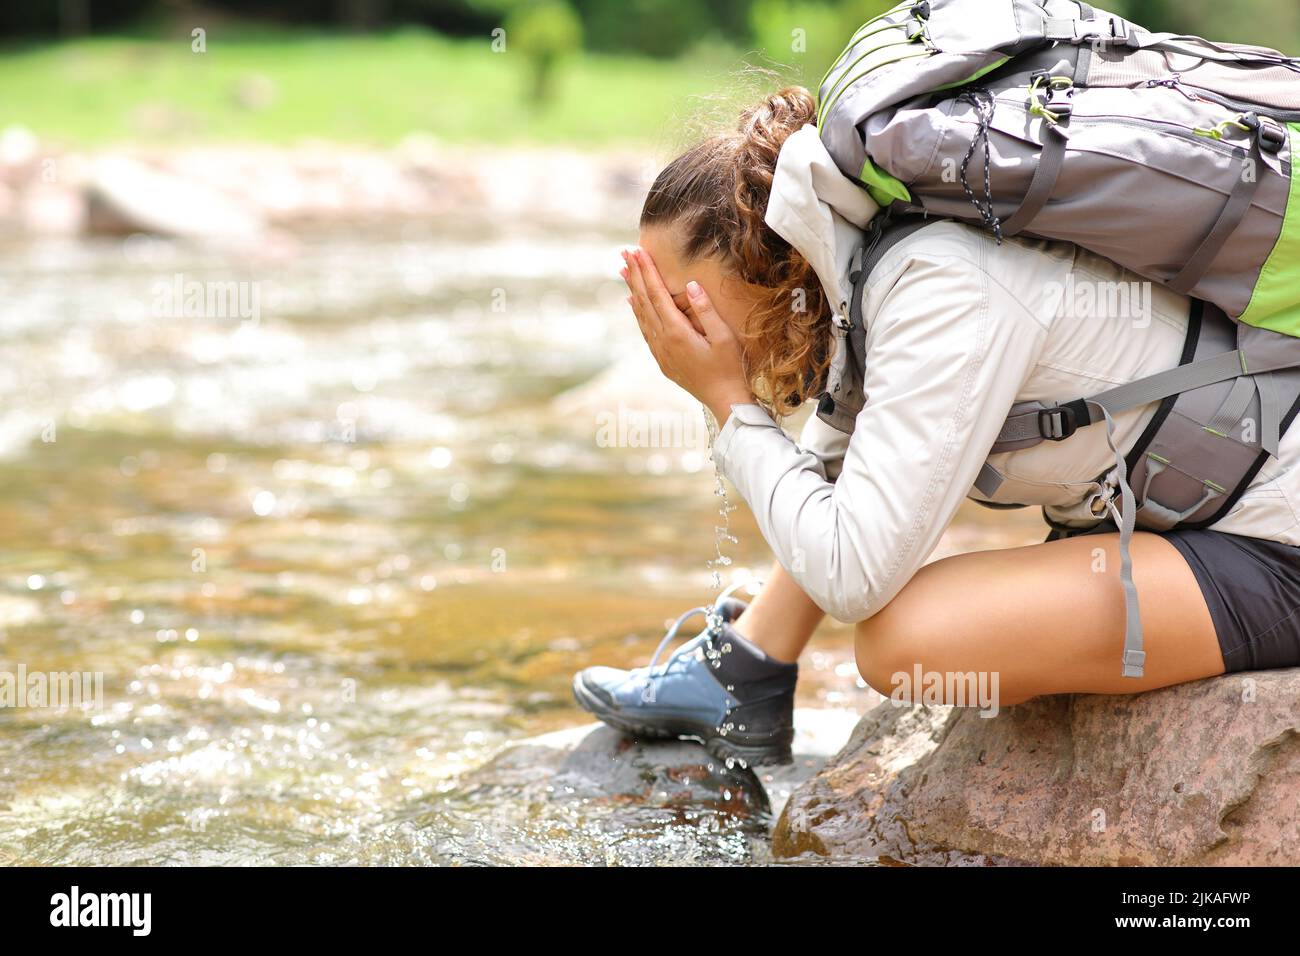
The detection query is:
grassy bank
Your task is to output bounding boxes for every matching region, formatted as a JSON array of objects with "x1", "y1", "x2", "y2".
[{"x1": 0, "y1": 28, "x2": 778, "y2": 148}]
